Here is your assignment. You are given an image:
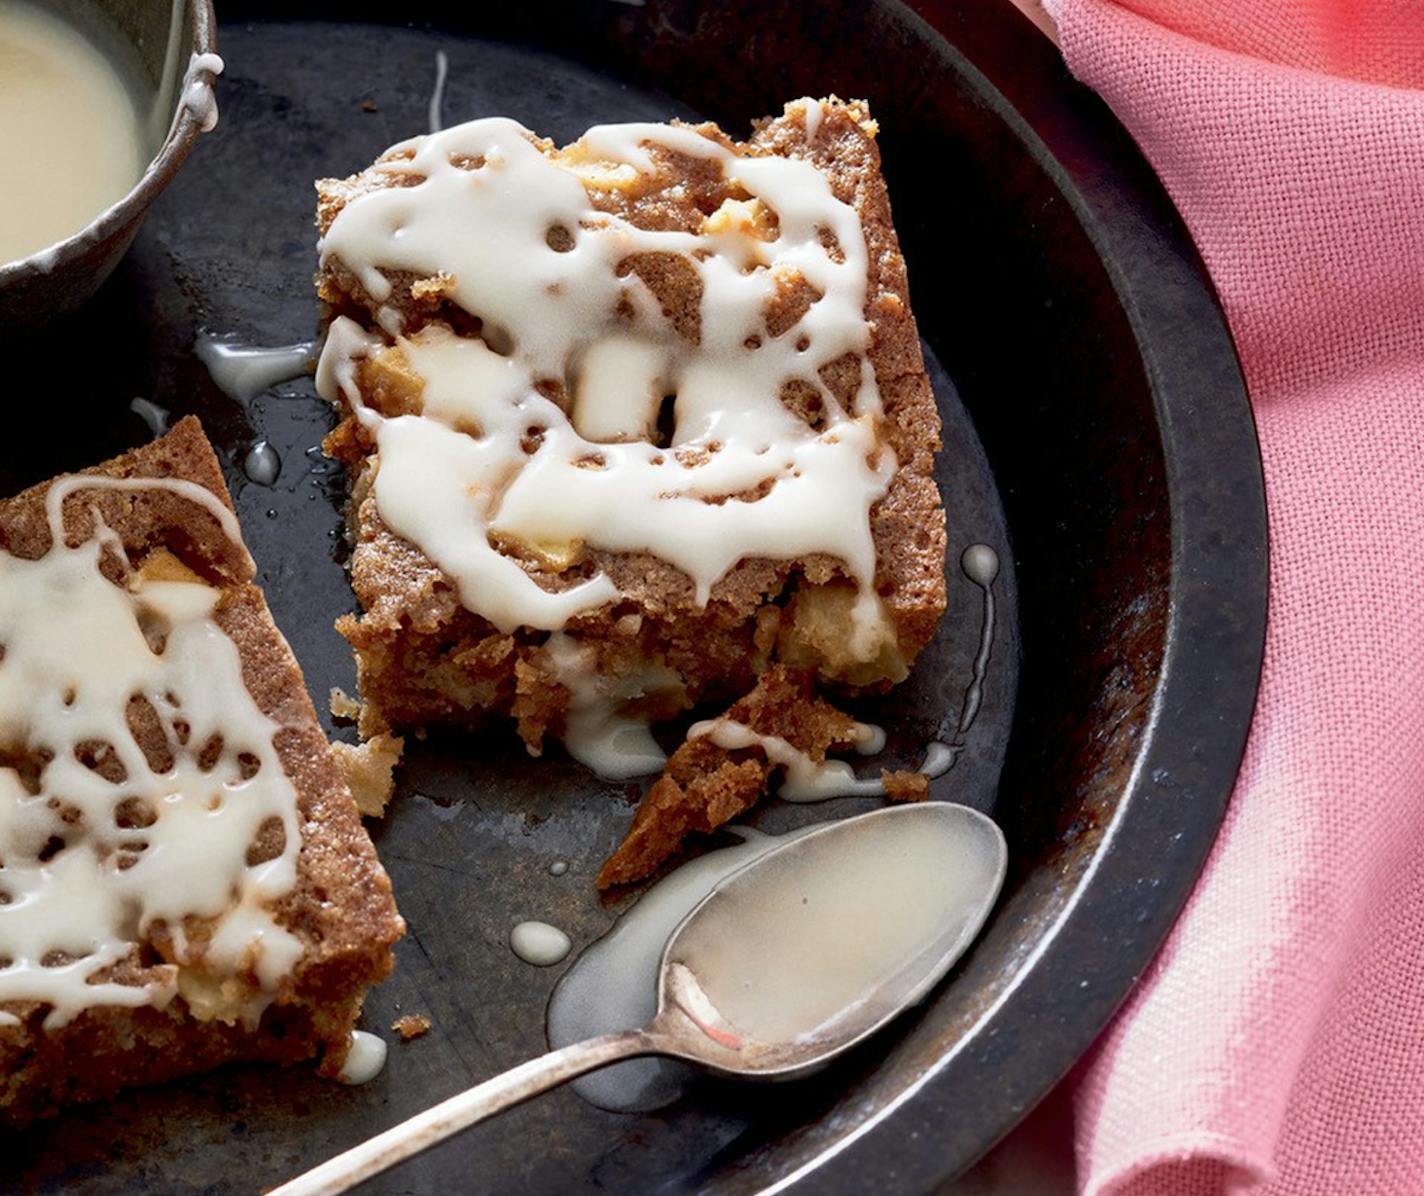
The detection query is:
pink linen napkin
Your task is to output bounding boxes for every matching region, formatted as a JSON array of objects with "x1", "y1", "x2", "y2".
[{"x1": 1037, "y1": 1, "x2": 1424, "y2": 1192}]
